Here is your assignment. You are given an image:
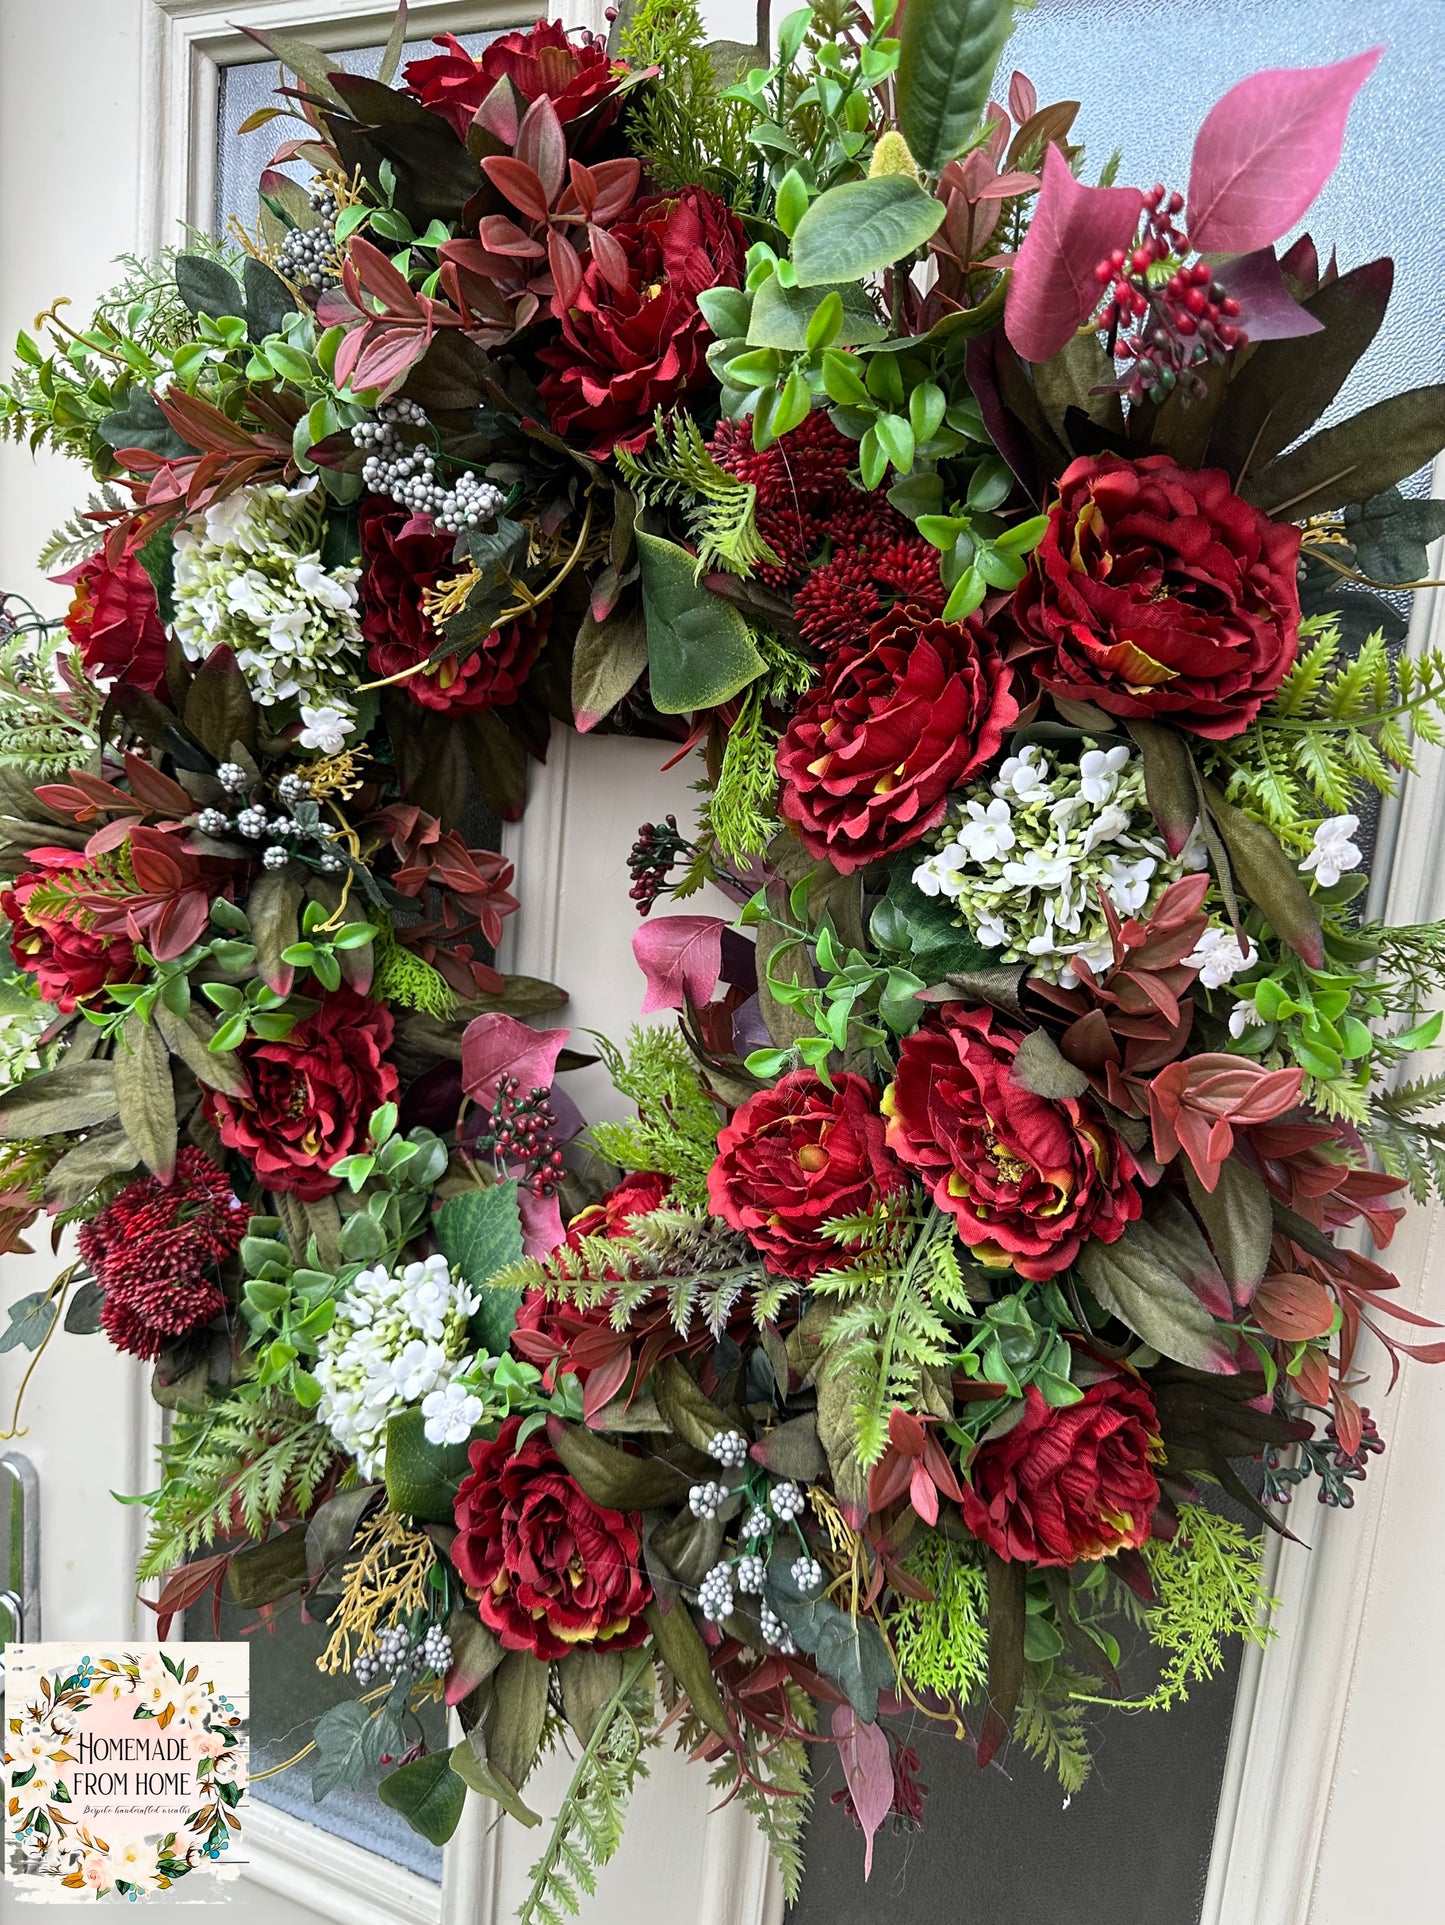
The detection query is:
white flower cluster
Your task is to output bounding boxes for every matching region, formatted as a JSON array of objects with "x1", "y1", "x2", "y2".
[
  {"x1": 0, "y1": 999, "x2": 46, "y2": 1088},
  {"x1": 314, "y1": 1253, "x2": 480, "y2": 1477},
  {"x1": 911, "y1": 743, "x2": 1191, "y2": 985},
  {"x1": 172, "y1": 479, "x2": 364, "y2": 751}
]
